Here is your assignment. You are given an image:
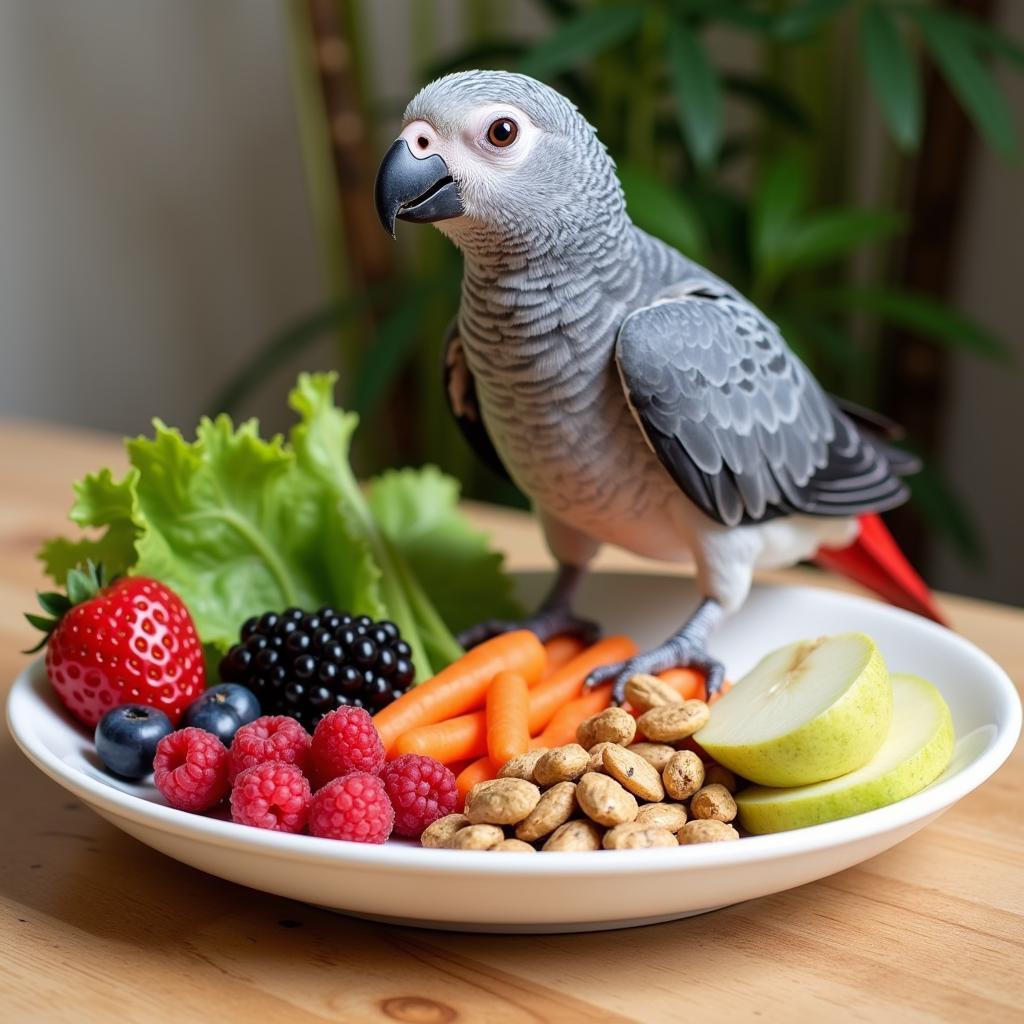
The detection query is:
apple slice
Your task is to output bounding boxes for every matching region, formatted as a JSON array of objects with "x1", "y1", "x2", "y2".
[
  {"x1": 696, "y1": 633, "x2": 890, "y2": 786},
  {"x1": 736, "y1": 674, "x2": 954, "y2": 833}
]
